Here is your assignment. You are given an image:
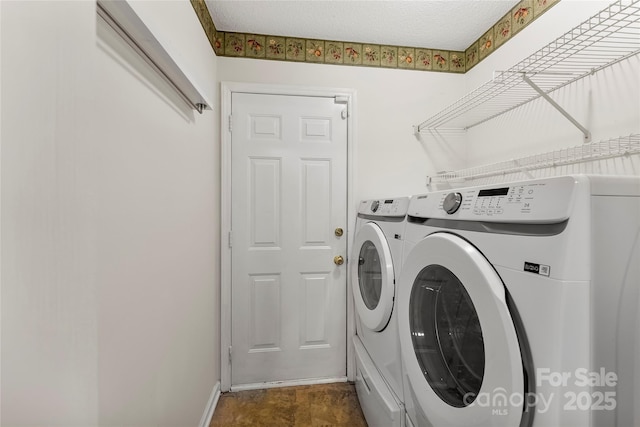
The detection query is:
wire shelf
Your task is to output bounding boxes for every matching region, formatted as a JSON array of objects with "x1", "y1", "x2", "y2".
[
  {"x1": 416, "y1": 0, "x2": 640, "y2": 133},
  {"x1": 429, "y1": 134, "x2": 640, "y2": 183}
]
